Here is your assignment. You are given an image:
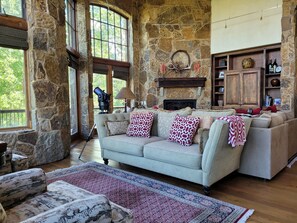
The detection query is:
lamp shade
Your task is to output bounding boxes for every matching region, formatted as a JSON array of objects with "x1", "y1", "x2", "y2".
[{"x1": 115, "y1": 87, "x2": 136, "y2": 99}]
